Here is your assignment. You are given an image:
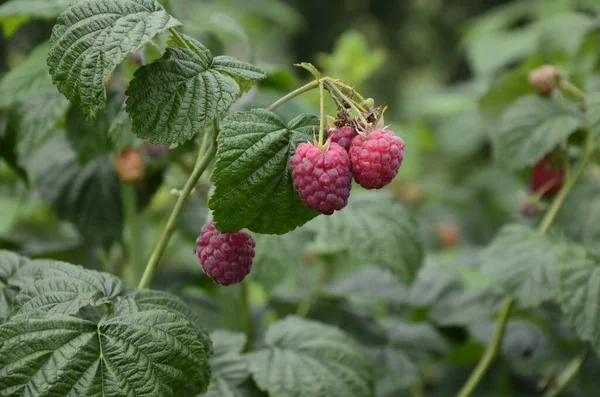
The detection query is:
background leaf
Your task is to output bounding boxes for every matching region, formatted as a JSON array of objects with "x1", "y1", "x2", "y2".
[
  {"x1": 0, "y1": 0, "x2": 70, "y2": 37},
  {"x1": 209, "y1": 110, "x2": 319, "y2": 234},
  {"x1": 47, "y1": 0, "x2": 181, "y2": 119}
]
